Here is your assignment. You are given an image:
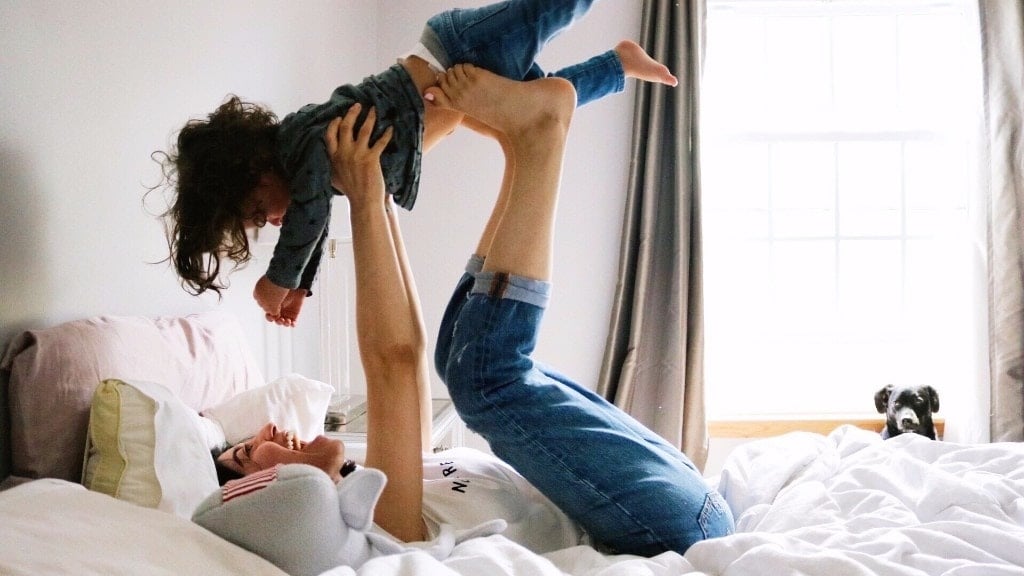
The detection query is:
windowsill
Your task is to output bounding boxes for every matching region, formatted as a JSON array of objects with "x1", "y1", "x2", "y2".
[{"x1": 708, "y1": 415, "x2": 945, "y2": 438}]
